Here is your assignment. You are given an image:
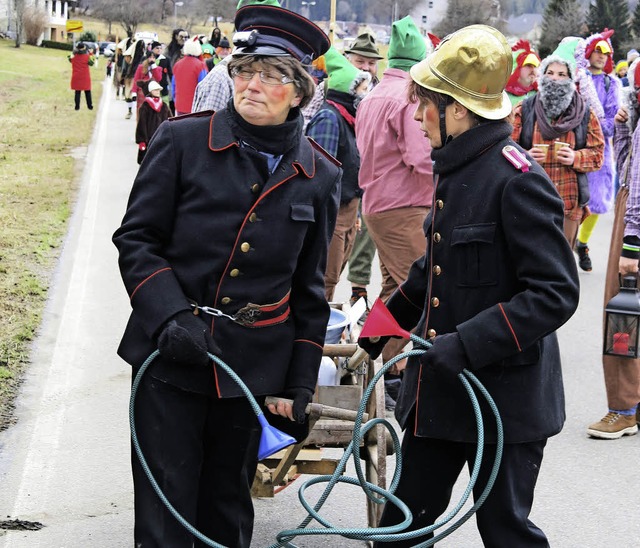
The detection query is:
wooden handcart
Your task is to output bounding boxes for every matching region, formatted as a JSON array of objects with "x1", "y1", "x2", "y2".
[{"x1": 251, "y1": 301, "x2": 392, "y2": 528}]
